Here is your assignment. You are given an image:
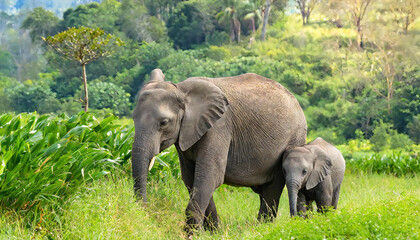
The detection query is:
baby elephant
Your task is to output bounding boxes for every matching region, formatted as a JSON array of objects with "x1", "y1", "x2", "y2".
[{"x1": 282, "y1": 137, "x2": 345, "y2": 217}]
